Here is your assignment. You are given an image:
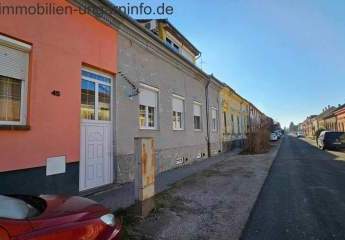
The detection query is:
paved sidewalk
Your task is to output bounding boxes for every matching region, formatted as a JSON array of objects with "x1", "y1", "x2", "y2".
[{"x1": 122, "y1": 142, "x2": 281, "y2": 240}]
